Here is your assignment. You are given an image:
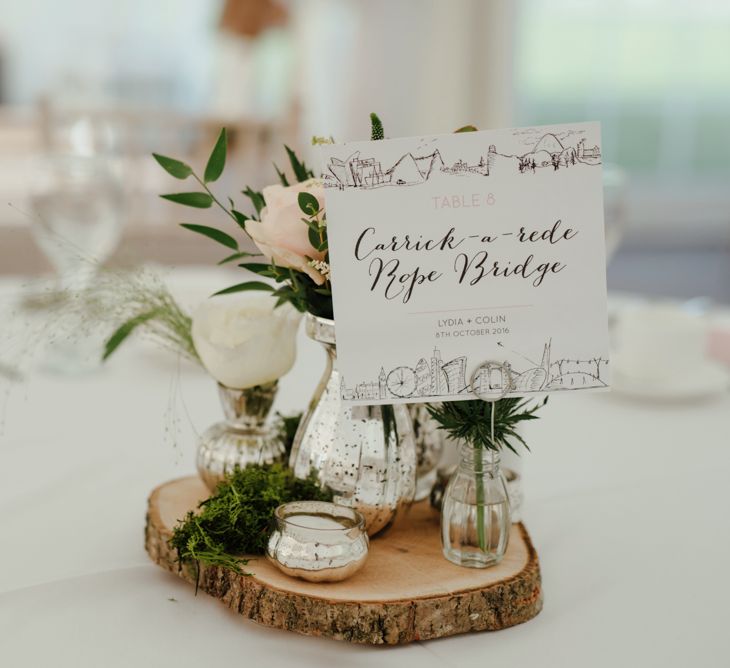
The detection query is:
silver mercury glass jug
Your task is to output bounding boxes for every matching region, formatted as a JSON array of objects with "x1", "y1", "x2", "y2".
[{"x1": 289, "y1": 314, "x2": 417, "y2": 536}]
